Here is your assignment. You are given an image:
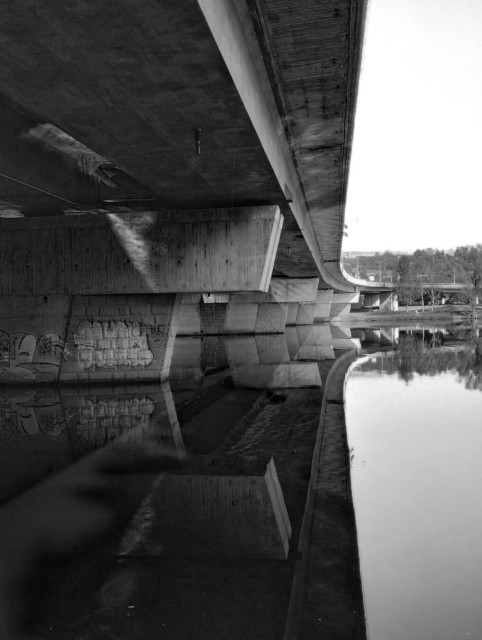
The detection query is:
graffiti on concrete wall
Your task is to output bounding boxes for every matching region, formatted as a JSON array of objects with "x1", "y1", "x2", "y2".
[
  {"x1": 71, "y1": 321, "x2": 155, "y2": 369},
  {"x1": 71, "y1": 395, "x2": 155, "y2": 448},
  {"x1": 0, "y1": 330, "x2": 65, "y2": 380},
  {"x1": 0, "y1": 391, "x2": 67, "y2": 440}
]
